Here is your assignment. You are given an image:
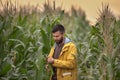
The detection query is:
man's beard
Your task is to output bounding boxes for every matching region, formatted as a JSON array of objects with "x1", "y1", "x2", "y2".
[{"x1": 56, "y1": 37, "x2": 64, "y2": 44}]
